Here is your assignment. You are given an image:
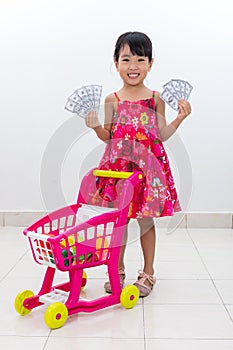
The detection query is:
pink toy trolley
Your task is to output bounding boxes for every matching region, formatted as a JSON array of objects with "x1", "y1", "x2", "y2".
[{"x1": 14, "y1": 169, "x2": 144, "y2": 329}]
